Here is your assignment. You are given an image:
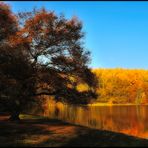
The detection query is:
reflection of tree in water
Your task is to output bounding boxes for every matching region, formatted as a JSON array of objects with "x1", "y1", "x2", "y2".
[
  {"x1": 47, "y1": 103, "x2": 148, "y2": 139},
  {"x1": 55, "y1": 105, "x2": 60, "y2": 117}
]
